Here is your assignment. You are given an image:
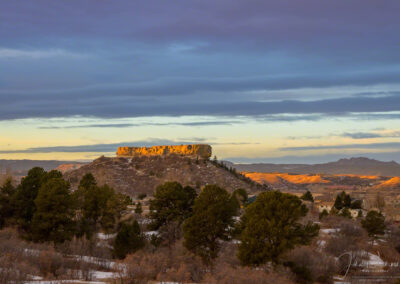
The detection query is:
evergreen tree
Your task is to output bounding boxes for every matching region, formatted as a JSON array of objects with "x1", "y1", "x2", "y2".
[
  {"x1": 135, "y1": 202, "x2": 143, "y2": 214},
  {"x1": 41, "y1": 170, "x2": 63, "y2": 184},
  {"x1": 343, "y1": 192, "x2": 352, "y2": 208},
  {"x1": 12, "y1": 167, "x2": 46, "y2": 233},
  {"x1": 113, "y1": 220, "x2": 145, "y2": 259},
  {"x1": 334, "y1": 191, "x2": 352, "y2": 210},
  {"x1": 301, "y1": 190, "x2": 314, "y2": 202},
  {"x1": 233, "y1": 188, "x2": 248, "y2": 208},
  {"x1": 99, "y1": 185, "x2": 128, "y2": 232},
  {"x1": 183, "y1": 185, "x2": 237, "y2": 264},
  {"x1": 0, "y1": 177, "x2": 15, "y2": 228},
  {"x1": 362, "y1": 210, "x2": 386, "y2": 237},
  {"x1": 137, "y1": 193, "x2": 147, "y2": 200},
  {"x1": 238, "y1": 191, "x2": 319, "y2": 266},
  {"x1": 149, "y1": 182, "x2": 197, "y2": 230},
  {"x1": 74, "y1": 174, "x2": 129, "y2": 237},
  {"x1": 319, "y1": 209, "x2": 329, "y2": 220},
  {"x1": 333, "y1": 194, "x2": 343, "y2": 210},
  {"x1": 79, "y1": 173, "x2": 97, "y2": 190},
  {"x1": 31, "y1": 177, "x2": 76, "y2": 243}
]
